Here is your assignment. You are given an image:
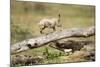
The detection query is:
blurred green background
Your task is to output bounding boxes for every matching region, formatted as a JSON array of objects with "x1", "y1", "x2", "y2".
[
  {"x1": 11, "y1": 0, "x2": 95, "y2": 44},
  {"x1": 11, "y1": 0, "x2": 95, "y2": 65}
]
